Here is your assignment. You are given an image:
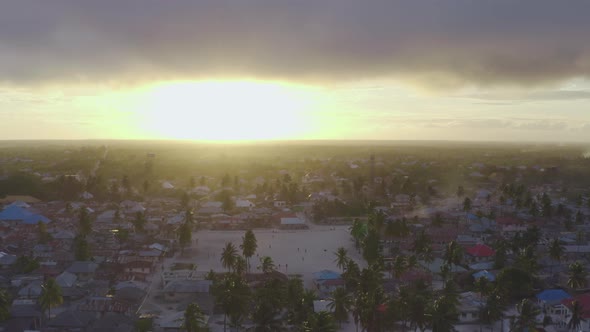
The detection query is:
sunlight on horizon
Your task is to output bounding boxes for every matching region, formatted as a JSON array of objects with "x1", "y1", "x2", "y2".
[{"x1": 133, "y1": 81, "x2": 317, "y2": 141}]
